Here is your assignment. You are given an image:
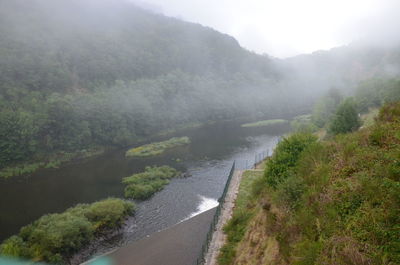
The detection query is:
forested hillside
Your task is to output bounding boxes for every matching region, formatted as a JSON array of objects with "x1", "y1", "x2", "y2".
[
  {"x1": 280, "y1": 42, "x2": 400, "y2": 89},
  {"x1": 0, "y1": 0, "x2": 284, "y2": 172},
  {"x1": 218, "y1": 77, "x2": 400, "y2": 264},
  {"x1": 1, "y1": 0, "x2": 399, "y2": 176}
]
